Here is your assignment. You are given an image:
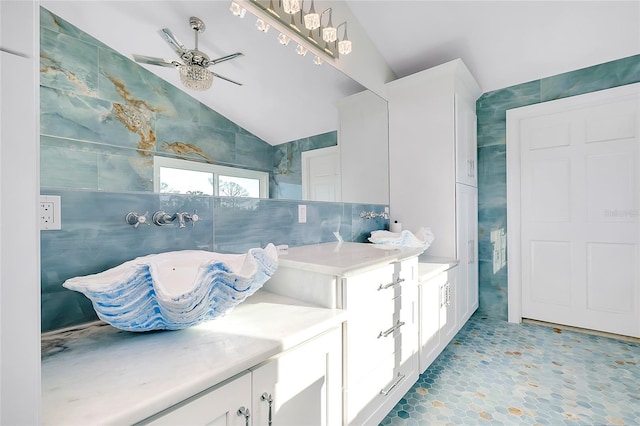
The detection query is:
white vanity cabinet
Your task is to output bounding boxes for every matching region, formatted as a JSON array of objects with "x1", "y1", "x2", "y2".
[
  {"x1": 263, "y1": 243, "x2": 424, "y2": 426},
  {"x1": 142, "y1": 372, "x2": 252, "y2": 426},
  {"x1": 343, "y1": 257, "x2": 419, "y2": 426},
  {"x1": 143, "y1": 327, "x2": 342, "y2": 426},
  {"x1": 250, "y1": 327, "x2": 342, "y2": 426},
  {"x1": 388, "y1": 58, "x2": 481, "y2": 335}
]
